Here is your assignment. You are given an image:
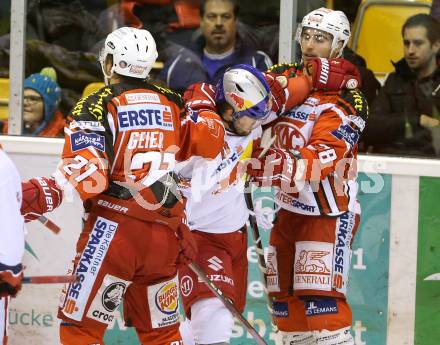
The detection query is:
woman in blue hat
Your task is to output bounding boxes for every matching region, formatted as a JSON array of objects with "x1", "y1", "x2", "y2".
[{"x1": 2, "y1": 69, "x2": 63, "y2": 136}]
